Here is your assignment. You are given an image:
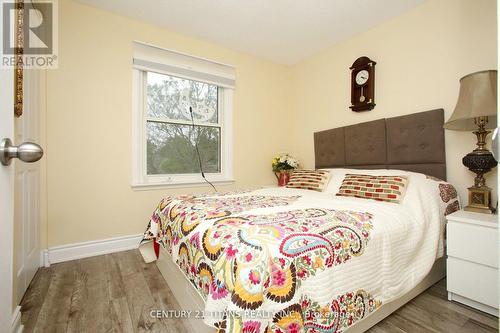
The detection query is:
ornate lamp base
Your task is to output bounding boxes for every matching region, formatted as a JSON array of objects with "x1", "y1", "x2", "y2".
[
  {"x1": 461, "y1": 122, "x2": 497, "y2": 214},
  {"x1": 465, "y1": 185, "x2": 493, "y2": 214}
]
